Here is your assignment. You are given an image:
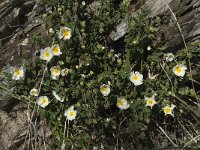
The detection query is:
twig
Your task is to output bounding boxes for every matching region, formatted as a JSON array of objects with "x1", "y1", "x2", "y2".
[
  {"x1": 157, "y1": 125, "x2": 178, "y2": 147},
  {"x1": 174, "y1": 95, "x2": 200, "y2": 108},
  {"x1": 34, "y1": 105, "x2": 40, "y2": 149},
  {"x1": 0, "y1": 33, "x2": 15, "y2": 41},
  {"x1": 42, "y1": 127, "x2": 47, "y2": 150},
  {"x1": 22, "y1": 101, "x2": 31, "y2": 150},
  {"x1": 23, "y1": 62, "x2": 48, "y2": 149},
  {"x1": 116, "y1": 137, "x2": 119, "y2": 150},
  {"x1": 119, "y1": 117, "x2": 127, "y2": 130},
  {"x1": 32, "y1": 63, "x2": 48, "y2": 148},
  {"x1": 178, "y1": 120, "x2": 197, "y2": 143},
  {"x1": 30, "y1": 62, "x2": 48, "y2": 120},
  {"x1": 183, "y1": 135, "x2": 200, "y2": 148},
  {"x1": 117, "y1": 117, "x2": 127, "y2": 150},
  {"x1": 67, "y1": 120, "x2": 69, "y2": 138},
  {"x1": 166, "y1": 4, "x2": 195, "y2": 93},
  {"x1": 189, "y1": 78, "x2": 200, "y2": 85},
  {"x1": 61, "y1": 119, "x2": 69, "y2": 150}
]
